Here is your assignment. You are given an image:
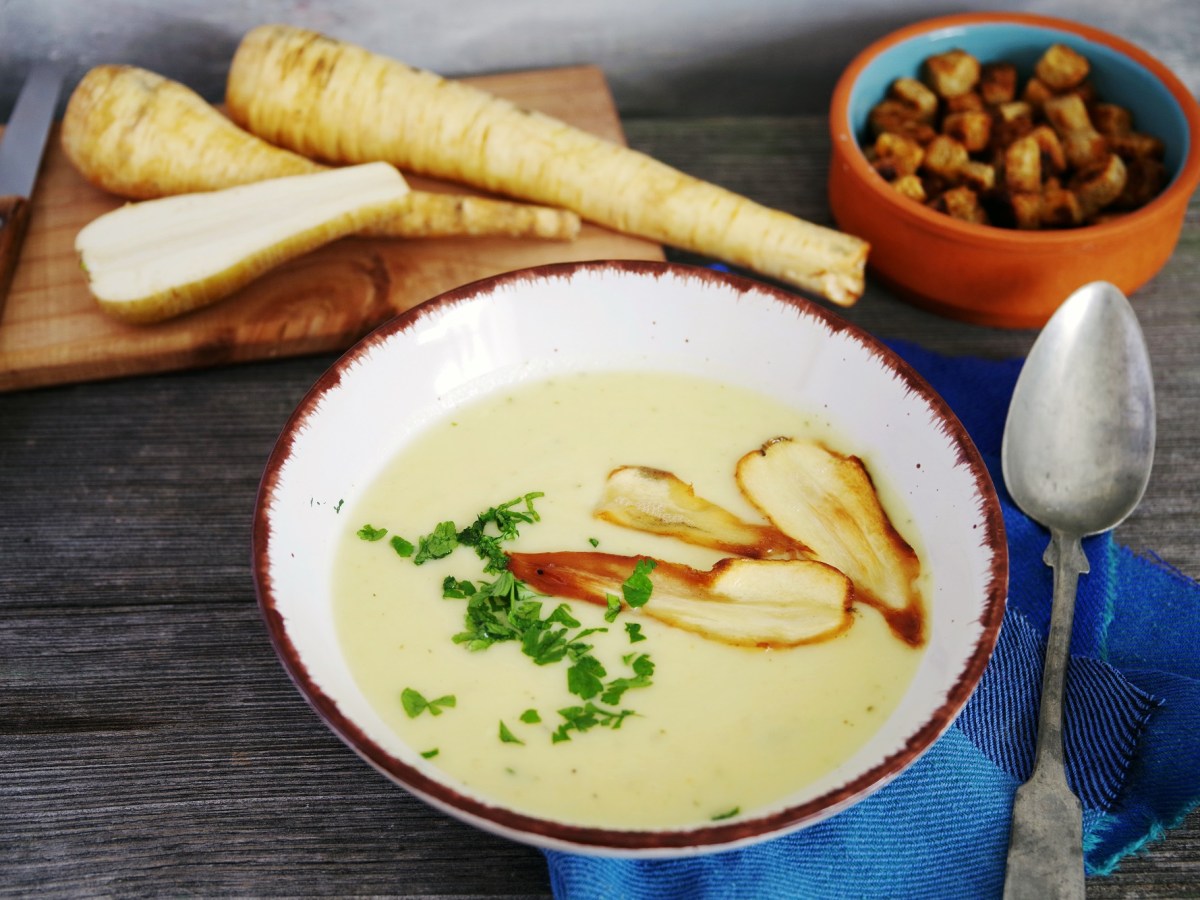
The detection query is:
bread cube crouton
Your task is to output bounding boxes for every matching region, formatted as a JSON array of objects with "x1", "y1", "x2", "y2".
[
  {"x1": 1042, "y1": 93, "x2": 1093, "y2": 133},
  {"x1": 1021, "y1": 77, "x2": 1057, "y2": 112},
  {"x1": 1035, "y1": 43, "x2": 1090, "y2": 91},
  {"x1": 945, "y1": 92, "x2": 985, "y2": 114},
  {"x1": 992, "y1": 101, "x2": 1036, "y2": 148},
  {"x1": 891, "y1": 174, "x2": 927, "y2": 203},
  {"x1": 1029, "y1": 125, "x2": 1068, "y2": 174},
  {"x1": 869, "y1": 99, "x2": 938, "y2": 143},
  {"x1": 960, "y1": 161, "x2": 997, "y2": 193},
  {"x1": 1109, "y1": 131, "x2": 1166, "y2": 161},
  {"x1": 1043, "y1": 94, "x2": 1109, "y2": 169},
  {"x1": 1009, "y1": 192, "x2": 1044, "y2": 230},
  {"x1": 931, "y1": 185, "x2": 988, "y2": 224},
  {"x1": 1071, "y1": 153, "x2": 1128, "y2": 218},
  {"x1": 1040, "y1": 180, "x2": 1085, "y2": 227},
  {"x1": 1062, "y1": 130, "x2": 1111, "y2": 171},
  {"x1": 871, "y1": 132, "x2": 925, "y2": 179},
  {"x1": 921, "y1": 134, "x2": 970, "y2": 180},
  {"x1": 888, "y1": 77, "x2": 939, "y2": 122},
  {"x1": 943, "y1": 110, "x2": 992, "y2": 152},
  {"x1": 923, "y1": 49, "x2": 981, "y2": 98},
  {"x1": 979, "y1": 62, "x2": 1018, "y2": 105},
  {"x1": 1090, "y1": 102, "x2": 1133, "y2": 138},
  {"x1": 1112, "y1": 156, "x2": 1169, "y2": 209},
  {"x1": 1004, "y1": 135, "x2": 1043, "y2": 193}
]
